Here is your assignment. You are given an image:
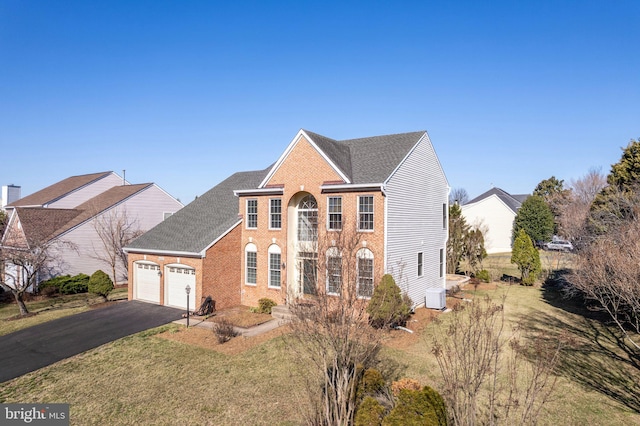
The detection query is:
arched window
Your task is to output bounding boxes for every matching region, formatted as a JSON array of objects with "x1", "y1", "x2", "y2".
[
  {"x1": 268, "y1": 244, "x2": 281, "y2": 288},
  {"x1": 297, "y1": 195, "x2": 318, "y2": 242},
  {"x1": 245, "y1": 243, "x2": 257, "y2": 285},
  {"x1": 356, "y1": 248, "x2": 374, "y2": 298}
]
